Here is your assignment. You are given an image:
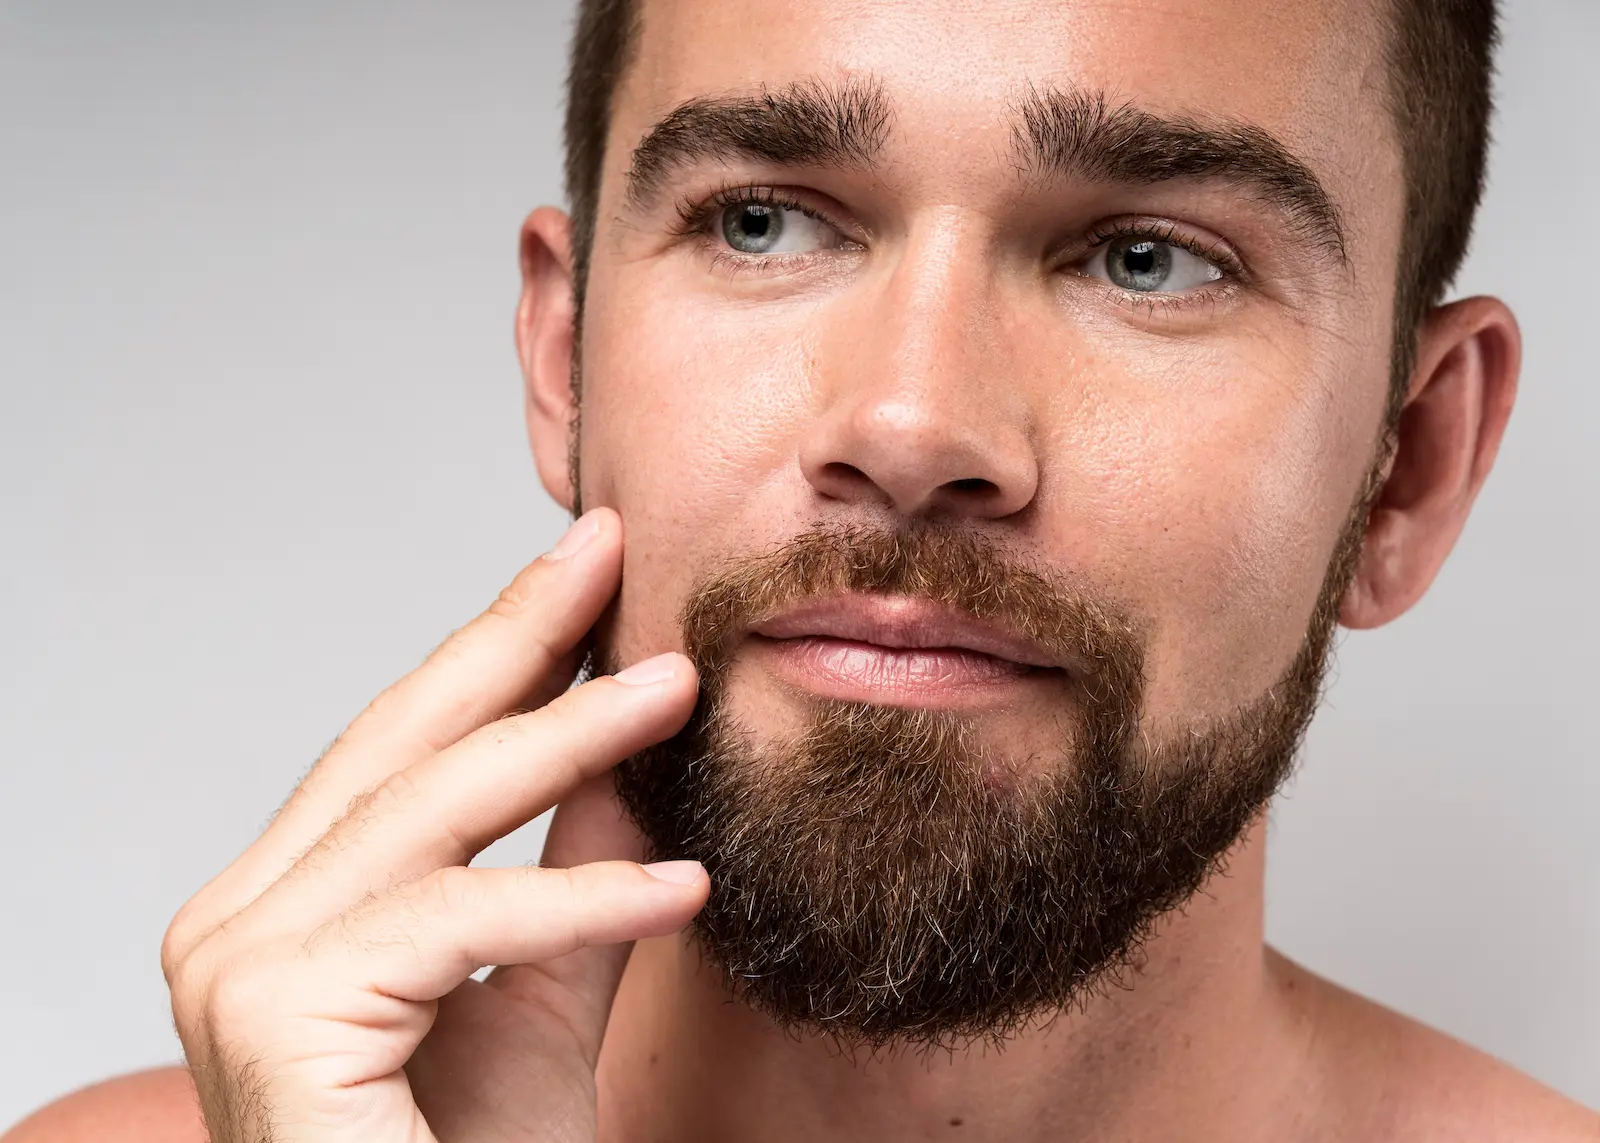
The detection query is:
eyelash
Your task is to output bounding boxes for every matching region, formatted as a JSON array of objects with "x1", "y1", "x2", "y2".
[
  {"x1": 673, "y1": 182, "x2": 789, "y2": 233},
  {"x1": 671, "y1": 182, "x2": 849, "y2": 277},
  {"x1": 671, "y1": 184, "x2": 1247, "y2": 307},
  {"x1": 1074, "y1": 217, "x2": 1246, "y2": 315}
]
